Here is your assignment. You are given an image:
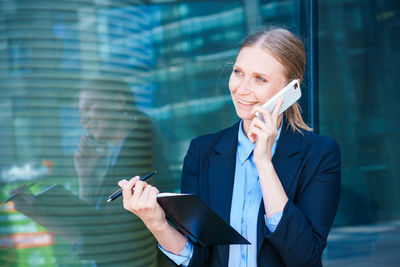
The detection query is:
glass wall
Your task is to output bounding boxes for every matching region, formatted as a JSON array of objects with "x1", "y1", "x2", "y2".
[
  {"x1": 0, "y1": 0, "x2": 302, "y2": 266},
  {"x1": 318, "y1": 0, "x2": 400, "y2": 265},
  {"x1": 1, "y1": 0, "x2": 399, "y2": 266}
]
